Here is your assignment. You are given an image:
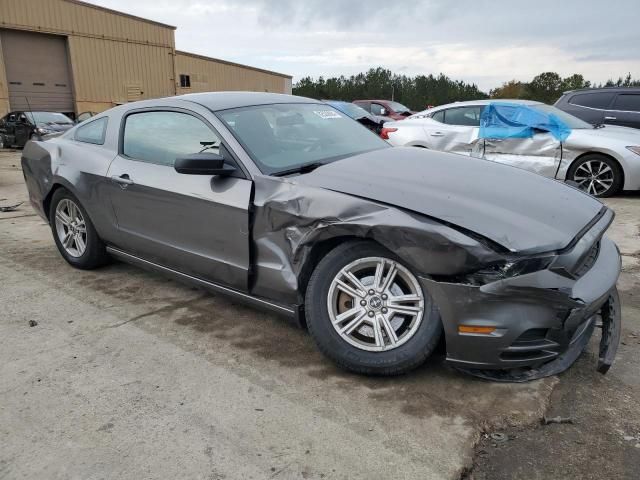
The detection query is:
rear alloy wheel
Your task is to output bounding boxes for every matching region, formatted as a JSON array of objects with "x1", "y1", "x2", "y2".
[
  {"x1": 50, "y1": 188, "x2": 109, "y2": 269},
  {"x1": 305, "y1": 241, "x2": 442, "y2": 375},
  {"x1": 568, "y1": 155, "x2": 623, "y2": 197}
]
